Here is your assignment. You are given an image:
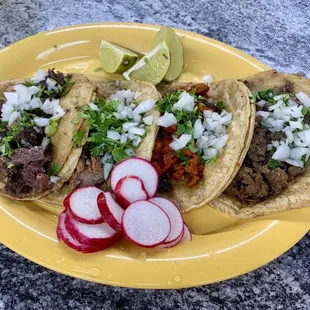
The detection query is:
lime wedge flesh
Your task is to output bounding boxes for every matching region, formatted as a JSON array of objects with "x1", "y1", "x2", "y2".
[
  {"x1": 152, "y1": 26, "x2": 183, "y2": 82},
  {"x1": 123, "y1": 41, "x2": 170, "y2": 85},
  {"x1": 99, "y1": 40, "x2": 138, "y2": 74}
]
